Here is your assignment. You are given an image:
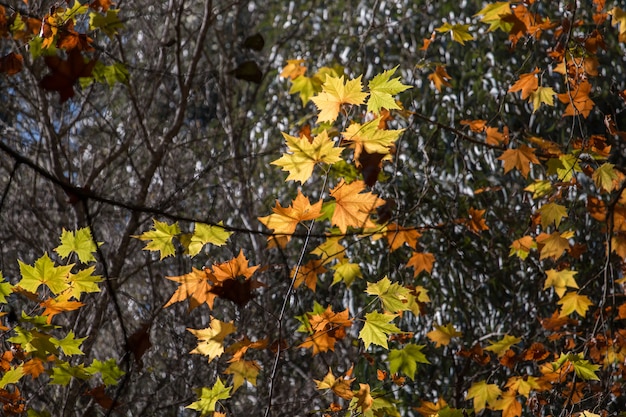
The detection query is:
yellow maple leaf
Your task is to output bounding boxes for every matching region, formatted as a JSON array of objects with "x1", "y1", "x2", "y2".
[
  {"x1": 467, "y1": 380, "x2": 501, "y2": 412},
  {"x1": 508, "y1": 68, "x2": 539, "y2": 99},
  {"x1": 530, "y1": 86, "x2": 555, "y2": 112},
  {"x1": 329, "y1": 179, "x2": 385, "y2": 233},
  {"x1": 188, "y1": 317, "x2": 236, "y2": 362},
  {"x1": 609, "y1": 7, "x2": 626, "y2": 36},
  {"x1": 314, "y1": 368, "x2": 355, "y2": 400},
  {"x1": 493, "y1": 390, "x2": 522, "y2": 417},
  {"x1": 538, "y1": 202, "x2": 568, "y2": 229},
  {"x1": 353, "y1": 383, "x2": 373, "y2": 413},
  {"x1": 557, "y1": 291, "x2": 593, "y2": 317},
  {"x1": 311, "y1": 75, "x2": 368, "y2": 122},
  {"x1": 435, "y1": 22, "x2": 474, "y2": 45},
  {"x1": 342, "y1": 117, "x2": 404, "y2": 162},
  {"x1": 415, "y1": 397, "x2": 448, "y2": 417},
  {"x1": 224, "y1": 359, "x2": 261, "y2": 392},
  {"x1": 426, "y1": 323, "x2": 462, "y2": 348},
  {"x1": 498, "y1": 145, "x2": 539, "y2": 178},
  {"x1": 272, "y1": 130, "x2": 343, "y2": 183},
  {"x1": 428, "y1": 65, "x2": 452, "y2": 92},
  {"x1": 536, "y1": 230, "x2": 573, "y2": 260},
  {"x1": 544, "y1": 269, "x2": 578, "y2": 298}
]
